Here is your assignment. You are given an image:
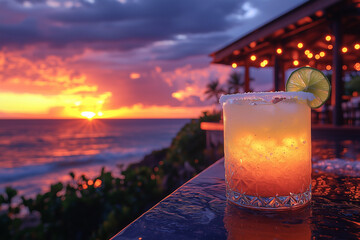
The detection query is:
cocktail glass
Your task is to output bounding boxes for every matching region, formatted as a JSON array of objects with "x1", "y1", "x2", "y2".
[{"x1": 220, "y1": 91, "x2": 313, "y2": 210}]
